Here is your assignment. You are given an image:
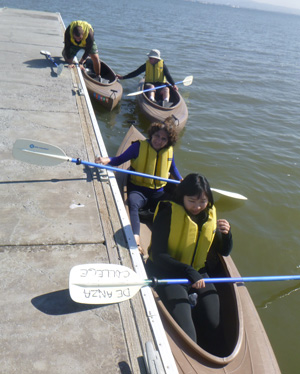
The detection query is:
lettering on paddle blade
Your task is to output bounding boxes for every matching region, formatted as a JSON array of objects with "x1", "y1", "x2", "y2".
[
  {"x1": 83, "y1": 289, "x2": 113, "y2": 299},
  {"x1": 79, "y1": 268, "x2": 131, "y2": 279},
  {"x1": 70, "y1": 264, "x2": 141, "y2": 303},
  {"x1": 83, "y1": 287, "x2": 131, "y2": 300}
]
